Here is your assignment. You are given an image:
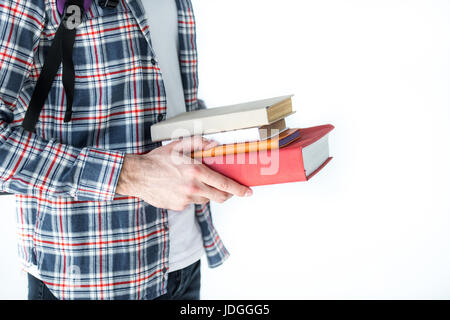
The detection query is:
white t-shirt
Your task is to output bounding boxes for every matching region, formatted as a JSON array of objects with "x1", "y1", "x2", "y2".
[{"x1": 143, "y1": 0, "x2": 204, "y2": 272}]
